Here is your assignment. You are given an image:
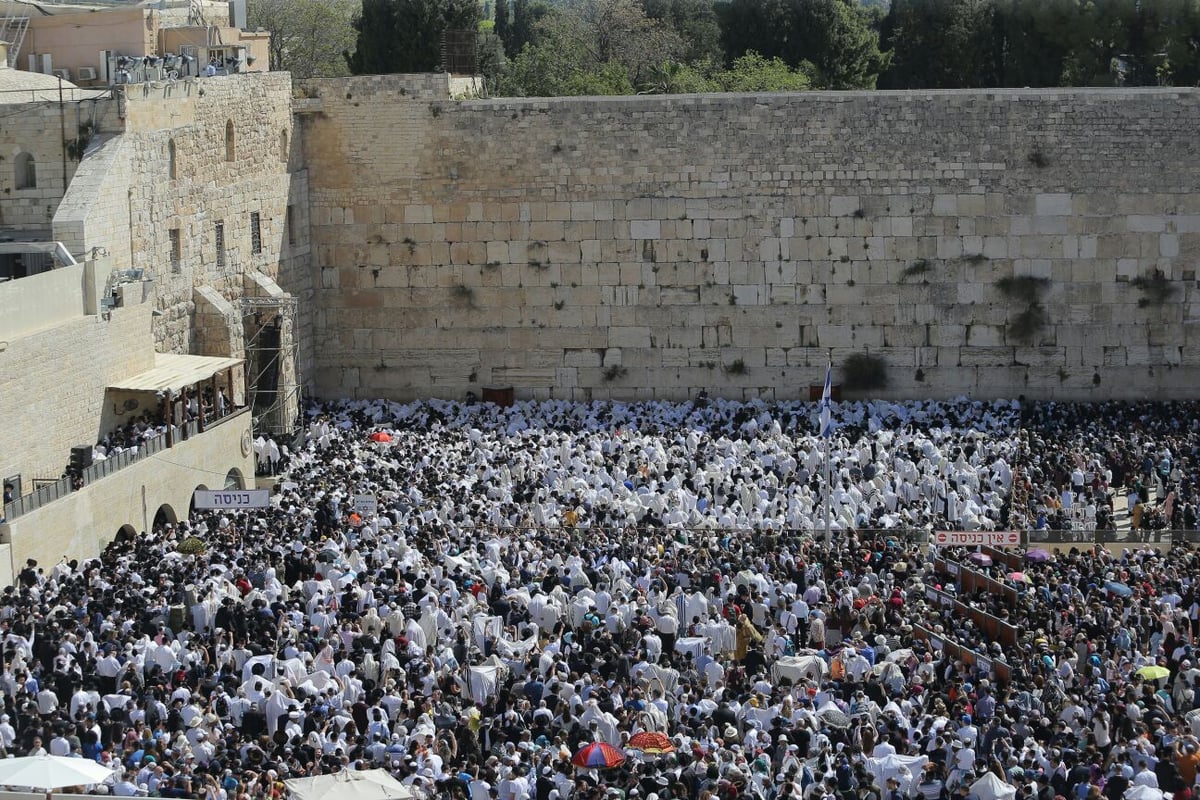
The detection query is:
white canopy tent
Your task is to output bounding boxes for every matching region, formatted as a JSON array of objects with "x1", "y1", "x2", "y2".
[{"x1": 285, "y1": 769, "x2": 413, "y2": 800}]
